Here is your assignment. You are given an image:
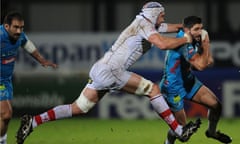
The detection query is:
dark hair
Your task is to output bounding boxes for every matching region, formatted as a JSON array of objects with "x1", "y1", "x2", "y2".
[
  {"x1": 183, "y1": 16, "x2": 202, "y2": 29},
  {"x1": 3, "y1": 11, "x2": 24, "y2": 25}
]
